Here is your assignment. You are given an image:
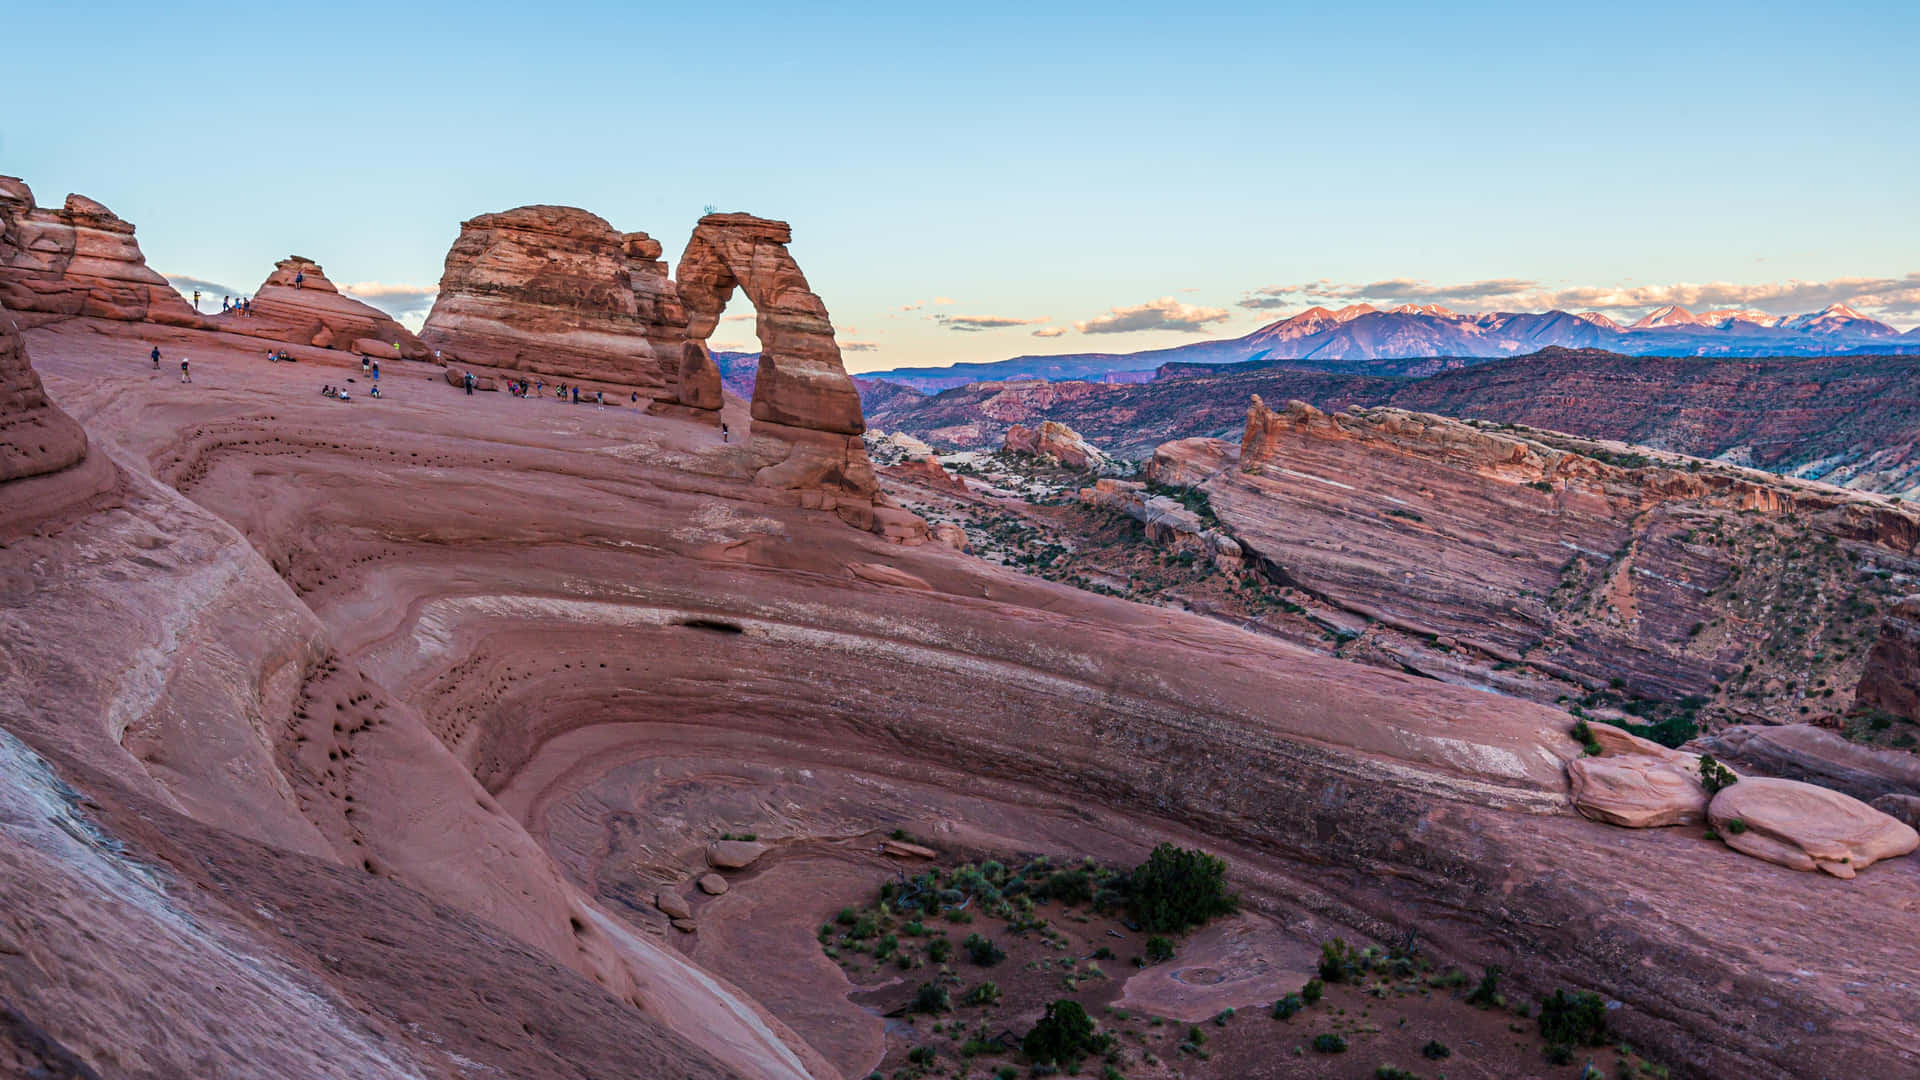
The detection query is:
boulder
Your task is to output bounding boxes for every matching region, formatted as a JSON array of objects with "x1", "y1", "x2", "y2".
[
  {"x1": 420, "y1": 205, "x2": 672, "y2": 392},
  {"x1": 1708, "y1": 777, "x2": 1919, "y2": 878},
  {"x1": 655, "y1": 891, "x2": 692, "y2": 920},
  {"x1": 443, "y1": 368, "x2": 498, "y2": 392},
  {"x1": 221, "y1": 257, "x2": 431, "y2": 360},
  {"x1": 705, "y1": 840, "x2": 768, "y2": 869},
  {"x1": 1004, "y1": 420, "x2": 1110, "y2": 470},
  {"x1": 697, "y1": 874, "x2": 729, "y2": 896},
  {"x1": 670, "y1": 918, "x2": 698, "y2": 934},
  {"x1": 1854, "y1": 595, "x2": 1920, "y2": 723},
  {"x1": 1568, "y1": 754, "x2": 1708, "y2": 828},
  {"x1": 0, "y1": 179, "x2": 206, "y2": 329}
]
